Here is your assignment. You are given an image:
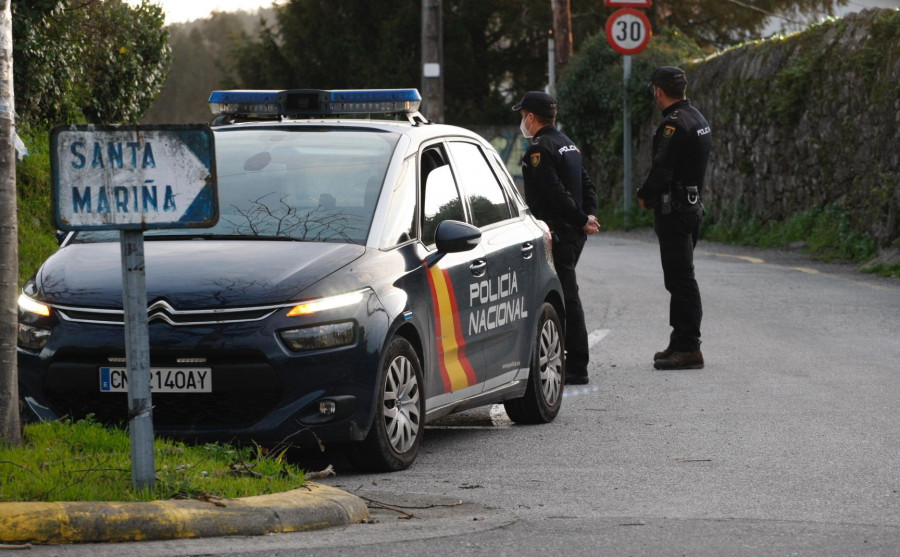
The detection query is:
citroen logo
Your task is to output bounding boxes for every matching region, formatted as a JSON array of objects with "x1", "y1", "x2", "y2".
[{"x1": 147, "y1": 300, "x2": 180, "y2": 325}]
